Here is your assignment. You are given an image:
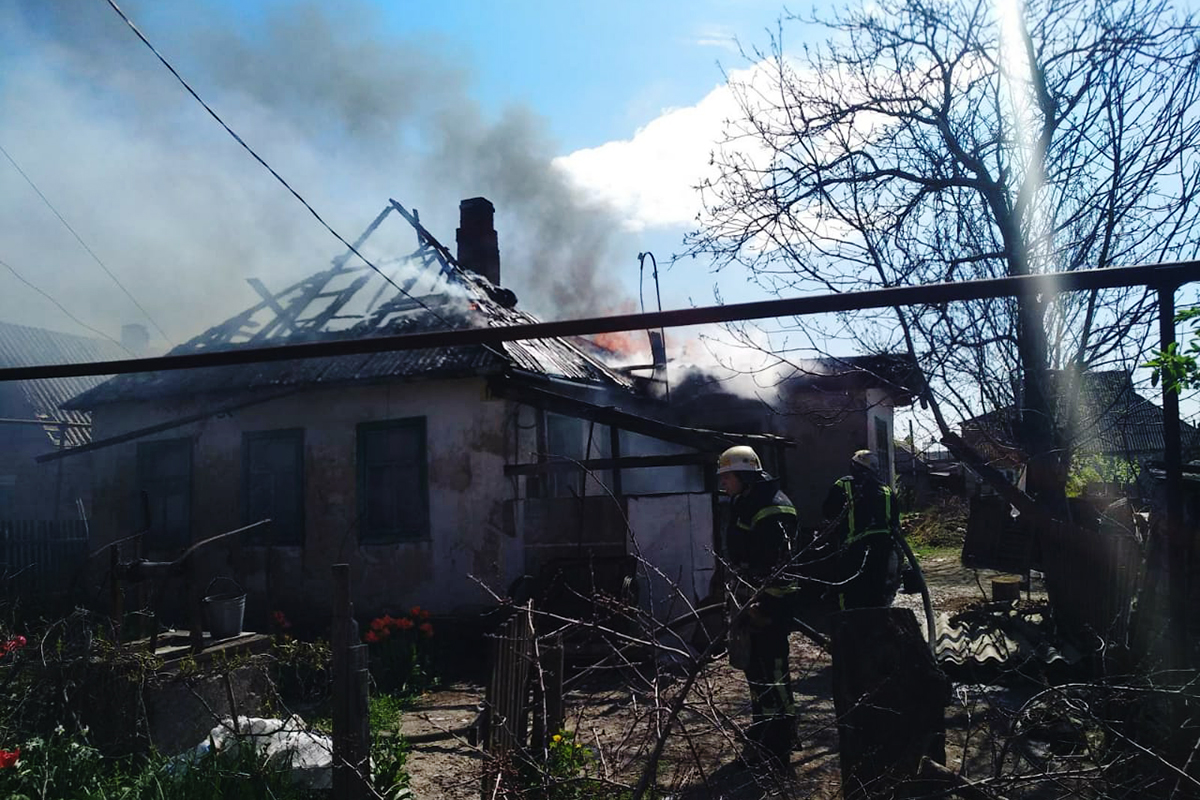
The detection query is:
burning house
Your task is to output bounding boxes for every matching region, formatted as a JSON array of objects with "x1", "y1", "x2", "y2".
[
  {"x1": 59, "y1": 198, "x2": 786, "y2": 630},
  {"x1": 669, "y1": 355, "x2": 925, "y2": 531}
]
